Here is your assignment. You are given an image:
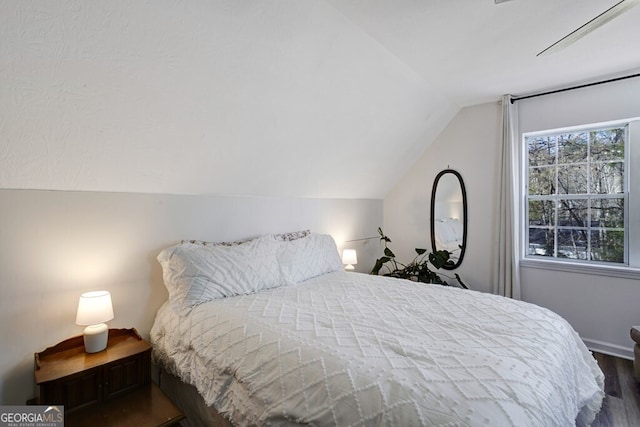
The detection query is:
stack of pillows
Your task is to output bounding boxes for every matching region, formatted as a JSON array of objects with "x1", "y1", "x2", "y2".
[{"x1": 157, "y1": 231, "x2": 344, "y2": 315}]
